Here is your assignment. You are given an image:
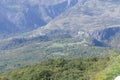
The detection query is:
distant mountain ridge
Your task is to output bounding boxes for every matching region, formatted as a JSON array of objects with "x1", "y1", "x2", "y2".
[
  {"x1": 0, "y1": 0, "x2": 78, "y2": 38},
  {"x1": 27, "y1": 0, "x2": 120, "y2": 47},
  {"x1": 0, "y1": 0, "x2": 120, "y2": 47}
]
